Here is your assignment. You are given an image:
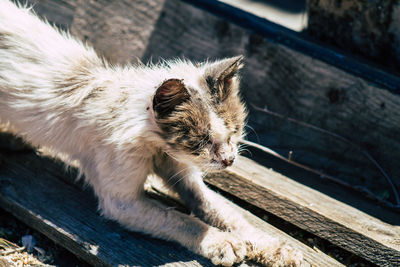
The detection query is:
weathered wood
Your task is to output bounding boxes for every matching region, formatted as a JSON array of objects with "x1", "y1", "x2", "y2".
[
  {"x1": 0, "y1": 149, "x2": 343, "y2": 267},
  {"x1": 13, "y1": 0, "x2": 399, "y2": 260},
  {"x1": 0, "y1": 150, "x2": 207, "y2": 267},
  {"x1": 183, "y1": 0, "x2": 400, "y2": 93},
  {"x1": 69, "y1": 0, "x2": 400, "y2": 203},
  {"x1": 5, "y1": 0, "x2": 400, "y2": 264},
  {"x1": 307, "y1": 0, "x2": 400, "y2": 73},
  {"x1": 391, "y1": 3, "x2": 400, "y2": 69},
  {"x1": 71, "y1": 0, "x2": 165, "y2": 64},
  {"x1": 218, "y1": 0, "x2": 307, "y2": 32},
  {"x1": 205, "y1": 156, "x2": 400, "y2": 266},
  {"x1": 22, "y1": 0, "x2": 76, "y2": 29}
]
